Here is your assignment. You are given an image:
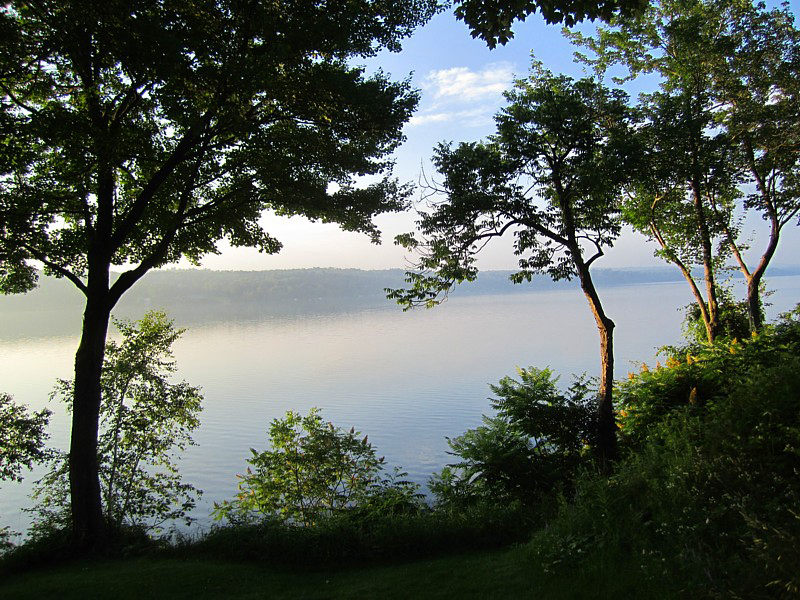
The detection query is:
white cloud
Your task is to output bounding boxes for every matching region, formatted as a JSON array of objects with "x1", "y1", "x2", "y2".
[
  {"x1": 408, "y1": 112, "x2": 453, "y2": 126},
  {"x1": 408, "y1": 108, "x2": 495, "y2": 128},
  {"x1": 409, "y1": 63, "x2": 516, "y2": 129},
  {"x1": 422, "y1": 63, "x2": 514, "y2": 101}
]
